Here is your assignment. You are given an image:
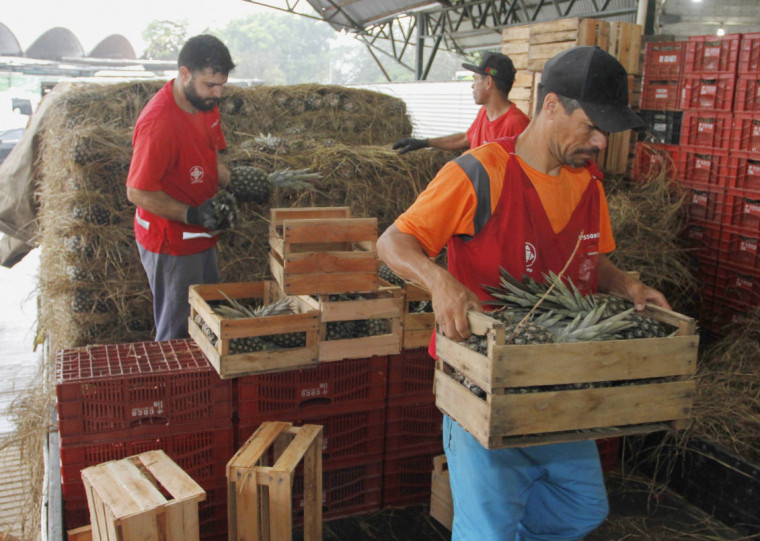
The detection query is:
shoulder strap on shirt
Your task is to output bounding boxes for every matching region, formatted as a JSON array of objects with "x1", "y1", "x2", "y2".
[{"x1": 452, "y1": 152, "x2": 492, "y2": 241}]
